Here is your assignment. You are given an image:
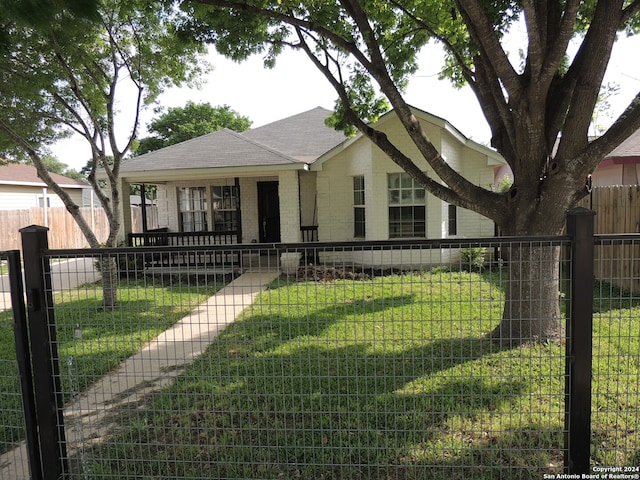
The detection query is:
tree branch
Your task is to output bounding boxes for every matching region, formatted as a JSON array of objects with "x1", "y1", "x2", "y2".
[
  {"x1": 456, "y1": 0, "x2": 522, "y2": 96},
  {"x1": 522, "y1": 0, "x2": 544, "y2": 80},
  {"x1": 621, "y1": 0, "x2": 640, "y2": 26},
  {"x1": 577, "y1": 92, "x2": 640, "y2": 174},
  {"x1": 556, "y1": 1, "x2": 624, "y2": 160},
  {"x1": 295, "y1": 24, "x2": 504, "y2": 222},
  {"x1": 386, "y1": 0, "x2": 476, "y2": 85},
  {"x1": 539, "y1": 0, "x2": 580, "y2": 87},
  {"x1": 195, "y1": 0, "x2": 376, "y2": 72}
]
